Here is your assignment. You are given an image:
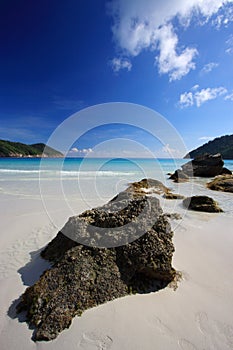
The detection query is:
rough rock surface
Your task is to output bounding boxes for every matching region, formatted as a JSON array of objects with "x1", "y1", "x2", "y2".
[
  {"x1": 126, "y1": 178, "x2": 170, "y2": 195},
  {"x1": 207, "y1": 175, "x2": 233, "y2": 193},
  {"x1": 170, "y1": 154, "x2": 231, "y2": 181},
  {"x1": 16, "y1": 181, "x2": 176, "y2": 341},
  {"x1": 183, "y1": 196, "x2": 223, "y2": 213},
  {"x1": 163, "y1": 192, "x2": 185, "y2": 200},
  {"x1": 126, "y1": 178, "x2": 184, "y2": 199}
]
